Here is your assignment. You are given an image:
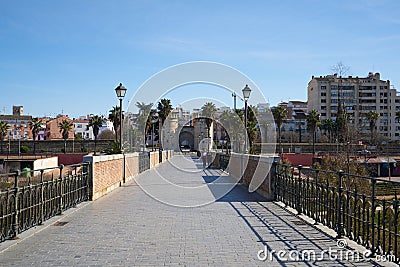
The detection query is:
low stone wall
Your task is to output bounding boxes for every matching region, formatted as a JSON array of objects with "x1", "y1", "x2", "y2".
[
  {"x1": 218, "y1": 153, "x2": 278, "y2": 200},
  {"x1": 33, "y1": 156, "x2": 58, "y2": 171},
  {"x1": 84, "y1": 151, "x2": 174, "y2": 200}
]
